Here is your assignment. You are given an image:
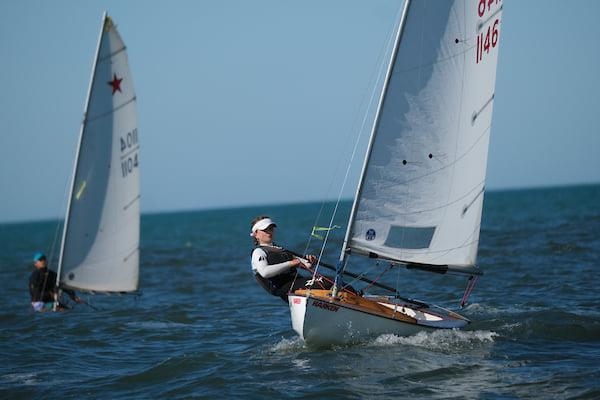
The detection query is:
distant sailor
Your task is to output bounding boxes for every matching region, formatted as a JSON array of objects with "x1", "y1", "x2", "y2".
[
  {"x1": 29, "y1": 252, "x2": 81, "y2": 311},
  {"x1": 250, "y1": 216, "x2": 333, "y2": 302}
]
